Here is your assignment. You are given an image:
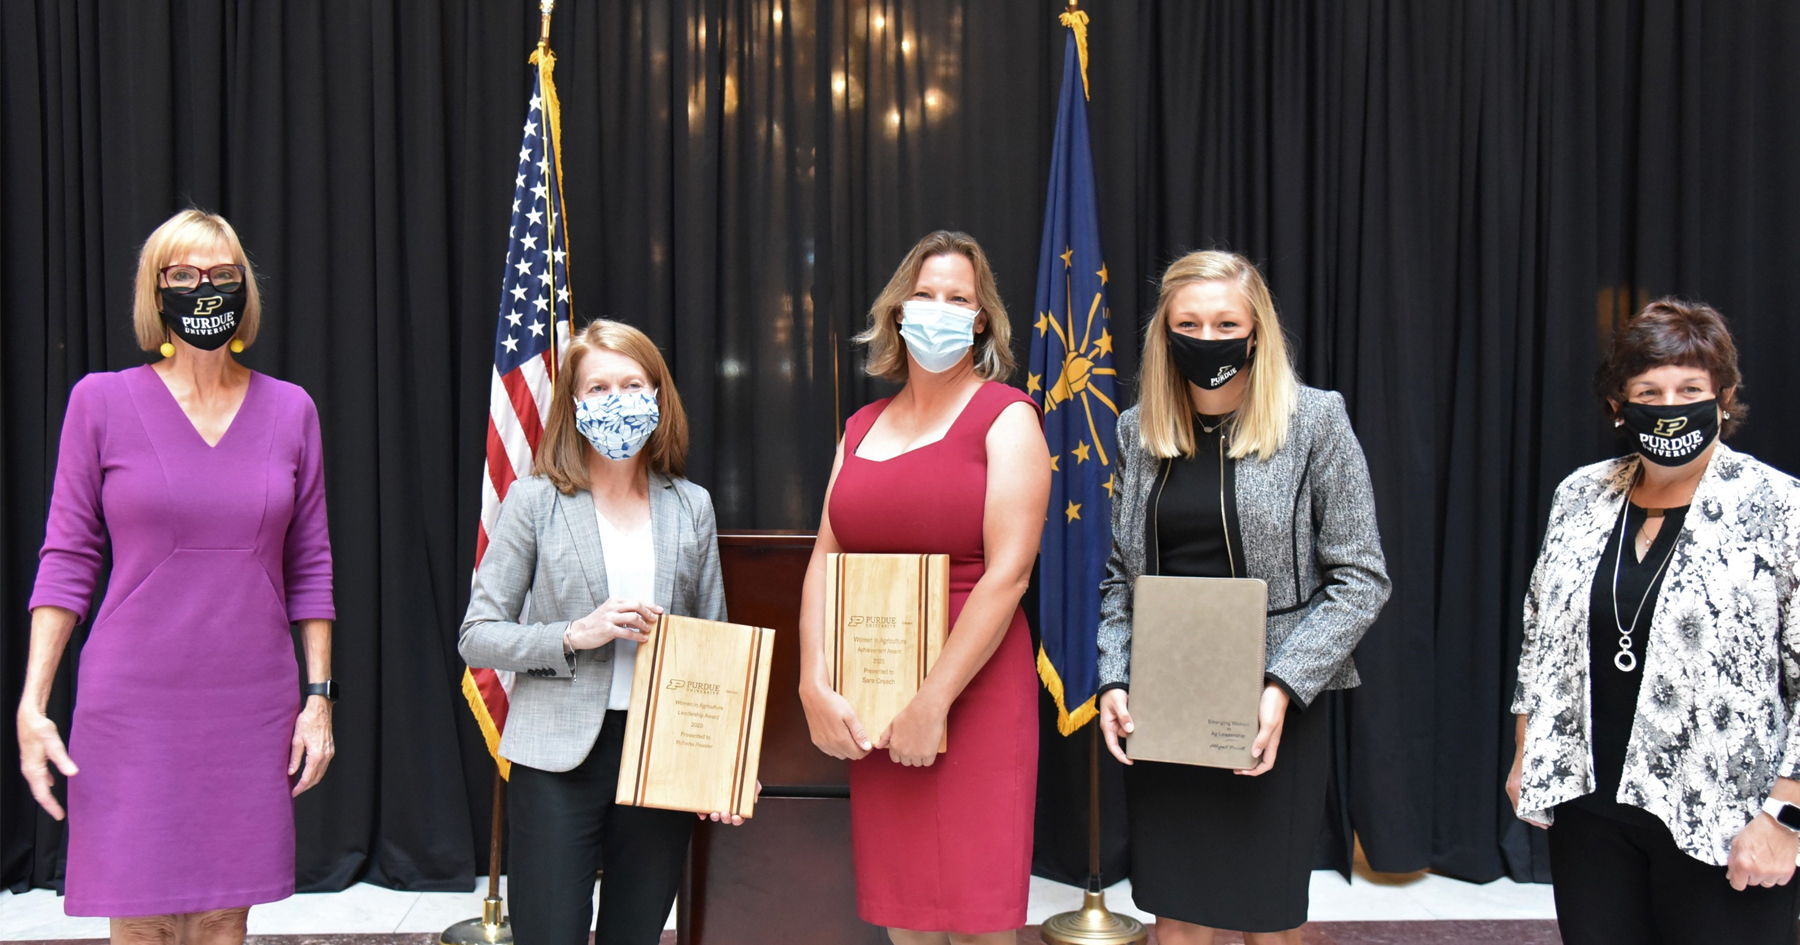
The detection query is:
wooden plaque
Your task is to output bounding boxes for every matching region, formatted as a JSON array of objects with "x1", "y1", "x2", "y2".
[
  {"x1": 822, "y1": 553, "x2": 949, "y2": 753},
  {"x1": 1126, "y1": 576, "x2": 1267, "y2": 769},
  {"x1": 616, "y1": 613, "x2": 776, "y2": 818}
]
